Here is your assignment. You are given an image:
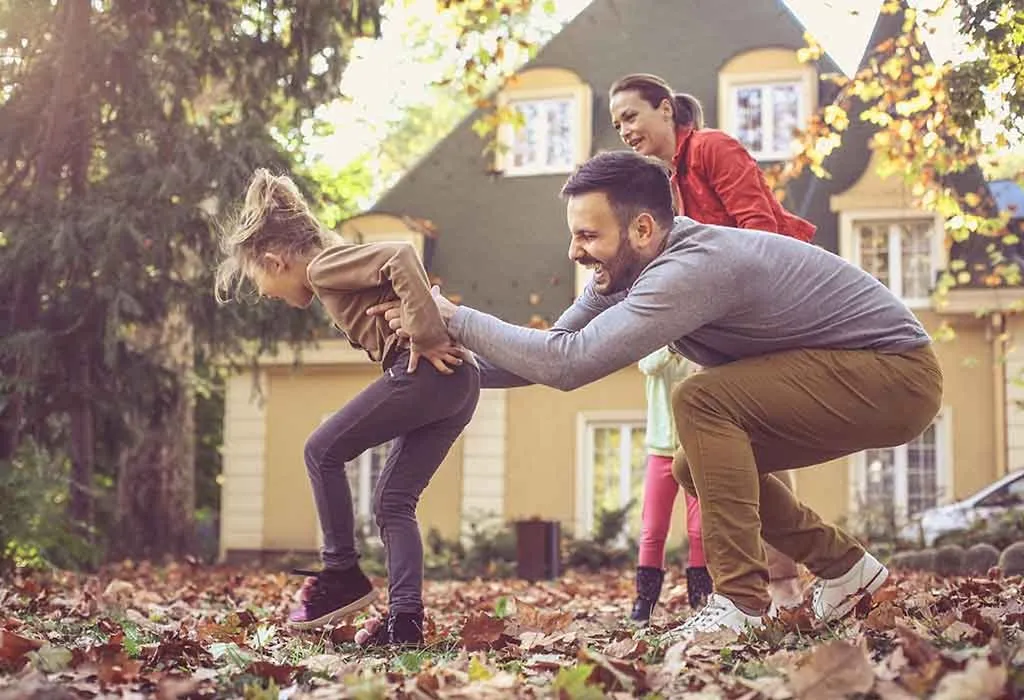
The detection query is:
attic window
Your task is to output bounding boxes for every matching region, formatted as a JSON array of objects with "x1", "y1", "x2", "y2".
[
  {"x1": 728, "y1": 80, "x2": 804, "y2": 161},
  {"x1": 506, "y1": 95, "x2": 576, "y2": 174},
  {"x1": 717, "y1": 49, "x2": 816, "y2": 162},
  {"x1": 495, "y1": 69, "x2": 593, "y2": 177}
]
